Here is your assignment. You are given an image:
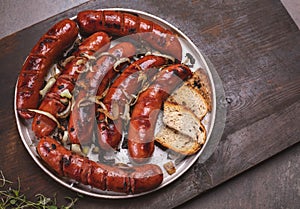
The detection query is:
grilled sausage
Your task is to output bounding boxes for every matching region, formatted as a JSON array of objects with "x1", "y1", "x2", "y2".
[
  {"x1": 37, "y1": 136, "x2": 163, "y2": 194},
  {"x1": 127, "y1": 64, "x2": 192, "y2": 163},
  {"x1": 31, "y1": 32, "x2": 111, "y2": 138},
  {"x1": 68, "y1": 42, "x2": 136, "y2": 145},
  {"x1": 97, "y1": 55, "x2": 170, "y2": 151},
  {"x1": 17, "y1": 19, "x2": 79, "y2": 119},
  {"x1": 76, "y1": 10, "x2": 182, "y2": 60}
]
